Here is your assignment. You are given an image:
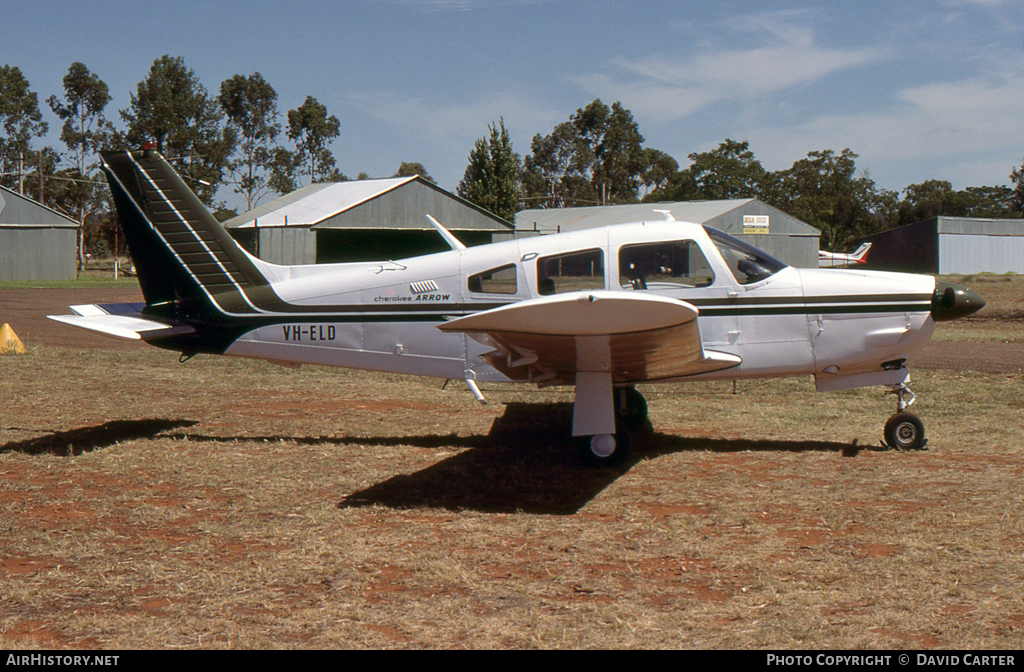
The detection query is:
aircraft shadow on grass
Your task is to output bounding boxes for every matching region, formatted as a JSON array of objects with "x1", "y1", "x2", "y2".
[
  {"x1": 1, "y1": 404, "x2": 870, "y2": 514},
  {"x1": 335, "y1": 402, "x2": 873, "y2": 515},
  {"x1": 0, "y1": 419, "x2": 198, "y2": 456}
]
